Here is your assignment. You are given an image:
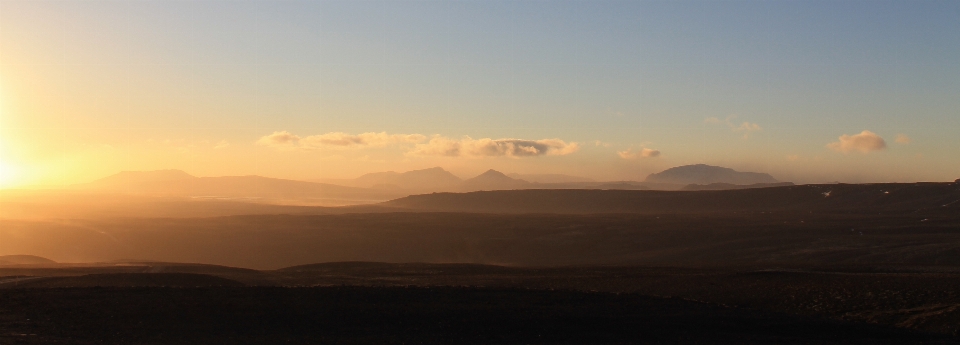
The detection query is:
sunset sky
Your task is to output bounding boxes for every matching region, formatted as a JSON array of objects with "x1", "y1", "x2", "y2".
[{"x1": 1, "y1": 0, "x2": 958, "y2": 188}]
